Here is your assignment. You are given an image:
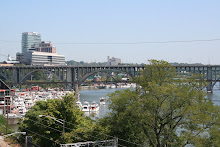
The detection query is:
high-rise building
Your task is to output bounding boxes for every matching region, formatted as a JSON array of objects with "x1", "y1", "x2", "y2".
[
  {"x1": 21, "y1": 32, "x2": 41, "y2": 53},
  {"x1": 17, "y1": 32, "x2": 65, "y2": 65}
]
